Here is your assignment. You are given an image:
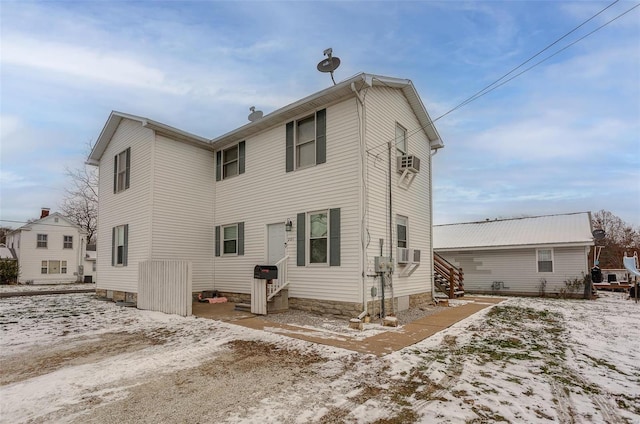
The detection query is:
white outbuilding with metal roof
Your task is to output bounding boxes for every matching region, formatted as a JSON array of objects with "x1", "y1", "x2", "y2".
[{"x1": 433, "y1": 212, "x2": 594, "y2": 297}]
